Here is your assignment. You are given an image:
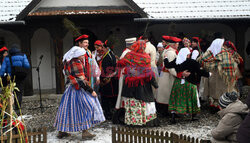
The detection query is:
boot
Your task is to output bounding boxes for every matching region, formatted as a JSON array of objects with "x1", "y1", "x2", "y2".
[
  {"x1": 82, "y1": 130, "x2": 96, "y2": 139},
  {"x1": 191, "y1": 114, "x2": 198, "y2": 121},
  {"x1": 170, "y1": 113, "x2": 176, "y2": 124},
  {"x1": 57, "y1": 131, "x2": 70, "y2": 139}
]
